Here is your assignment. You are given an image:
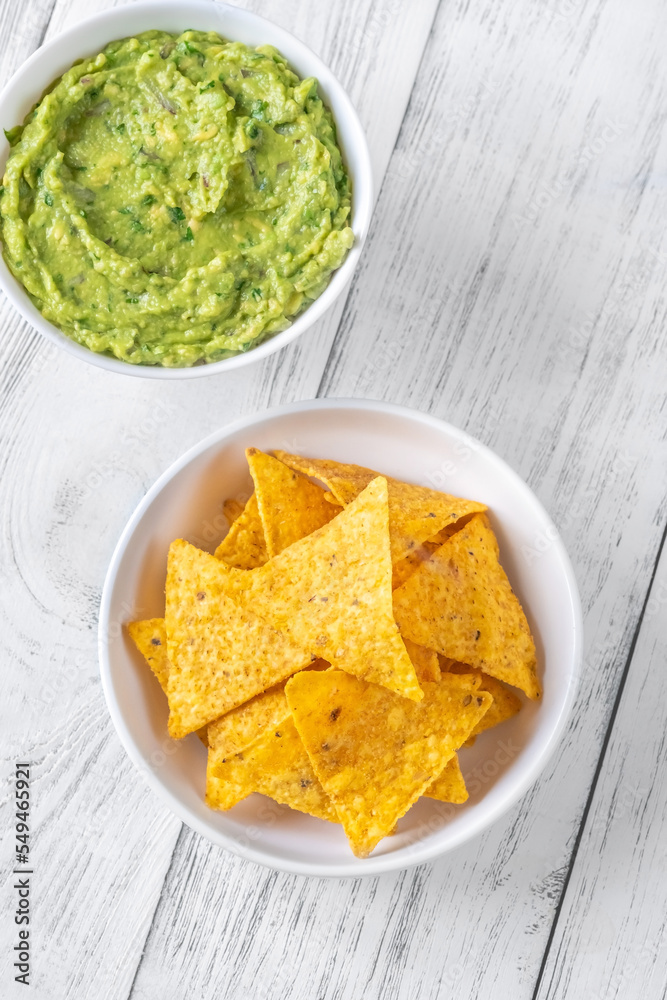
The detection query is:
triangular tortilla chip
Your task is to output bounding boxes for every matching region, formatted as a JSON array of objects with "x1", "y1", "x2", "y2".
[
  {"x1": 393, "y1": 514, "x2": 541, "y2": 700},
  {"x1": 427, "y1": 512, "x2": 479, "y2": 546},
  {"x1": 207, "y1": 682, "x2": 290, "y2": 758},
  {"x1": 392, "y1": 540, "x2": 439, "y2": 590},
  {"x1": 170, "y1": 477, "x2": 422, "y2": 701},
  {"x1": 274, "y1": 451, "x2": 487, "y2": 563},
  {"x1": 404, "y1": 638, "x2": 440, "y2": 683},
  {"x1": 128, "y1": 618, "x2": 171, "y2": 690},
  {"x1": 223, "y1": 497, "x2": 246, "y2": 526},
  {"x1": 206, "y1": 660, "x2": 329, "y2": 758},
  {"x1": 285, "y1": 670, "x2": 492, "y2": 857},
  {"x1": 425, "y1": 755, "x2": 468, "y2": 803},
  {"x1": 444, "y1": 662, "x2": 522, "y2": 744},
  {"x1": 206, "y1": 717, "x2": 337, "y2": 822},
  {"x1": 214, "y1": 492, "x2": 267, "y2": 569},
  {"x1": 164, "y1": 544, "x2": 313, "y2": 738},
  {"x1": 246, "y1": 447, "x2": 338, "y2": 558},
  {"x1": 128, "y1": 618, "x2": 210, "y2": 746}
]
